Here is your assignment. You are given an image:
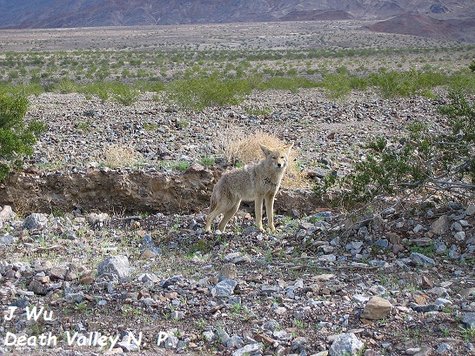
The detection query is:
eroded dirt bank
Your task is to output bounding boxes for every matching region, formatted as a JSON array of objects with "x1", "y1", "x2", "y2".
[{"x1": 0, "y1": 165, "x2": 321, "y2": 215}]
